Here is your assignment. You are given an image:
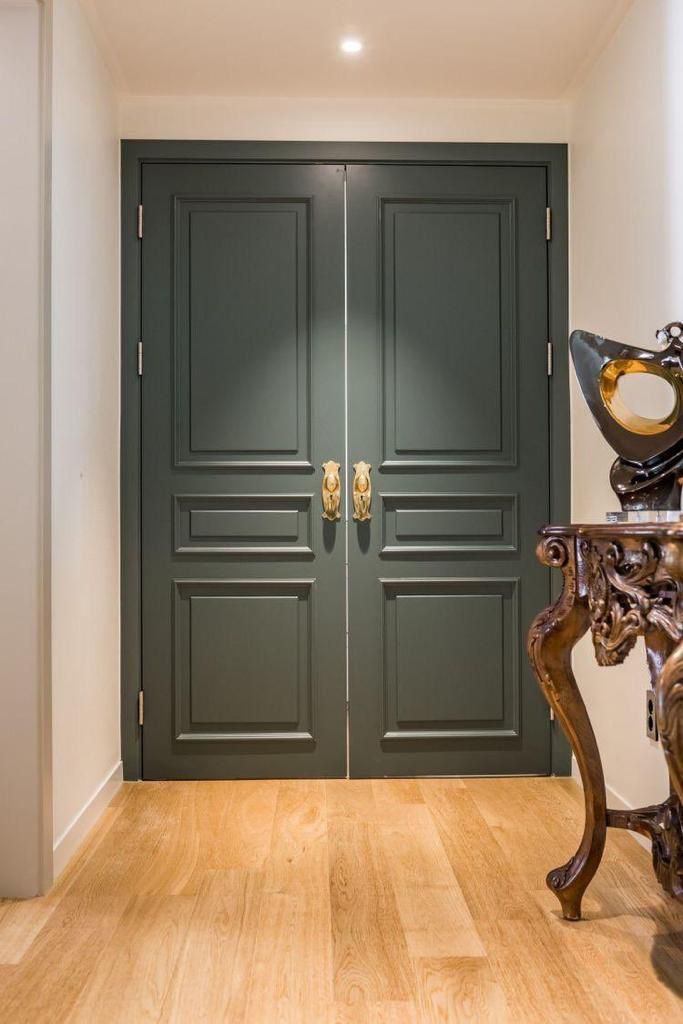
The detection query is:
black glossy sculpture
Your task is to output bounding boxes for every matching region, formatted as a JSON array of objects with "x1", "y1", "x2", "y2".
[{"x1": 570, "y1": 322, "x2": 683, "y2": 511}]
